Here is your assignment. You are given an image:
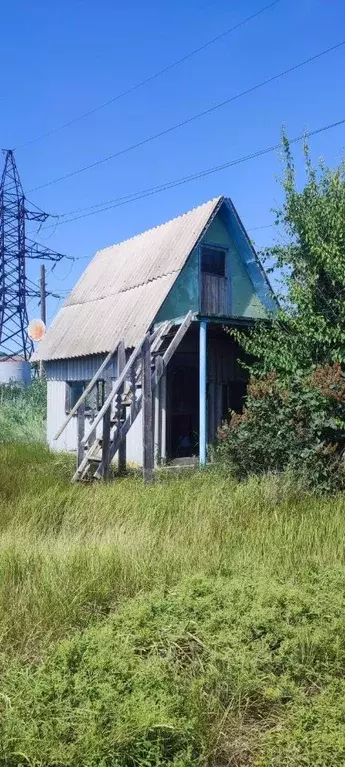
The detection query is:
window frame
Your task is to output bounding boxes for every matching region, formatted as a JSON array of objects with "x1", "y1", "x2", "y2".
[
  {"x1": 200, "y1": 244, "x2": 227, "y2": 278},
  {"x1": 64, "y1": 379, "x2": 106, "y2": 416},
  {"x1": 65, "y1": 381, "x2": 84, "y2": 415}
]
